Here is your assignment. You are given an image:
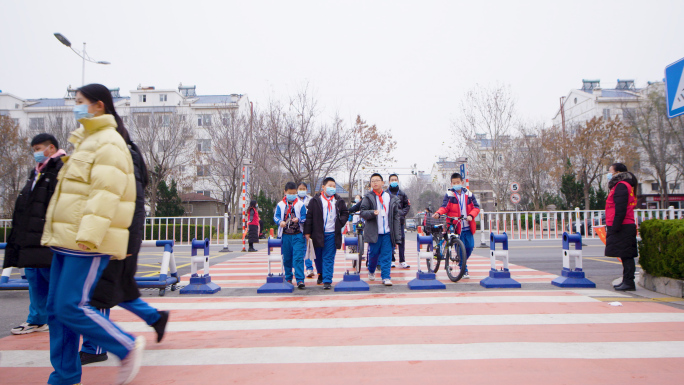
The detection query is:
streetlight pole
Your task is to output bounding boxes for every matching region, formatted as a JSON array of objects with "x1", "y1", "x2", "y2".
[{"x1": 53, "y1": 33, "x2": 110, "y2": 86}]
